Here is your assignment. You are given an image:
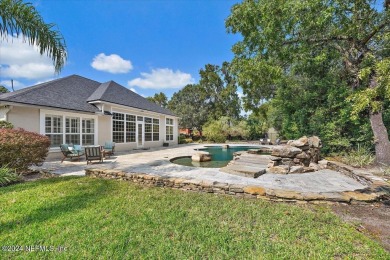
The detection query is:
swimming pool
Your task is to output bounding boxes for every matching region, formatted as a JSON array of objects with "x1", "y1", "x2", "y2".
[{"x1": 170, "y1": 146, "x2": 264, "y2": 168}]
